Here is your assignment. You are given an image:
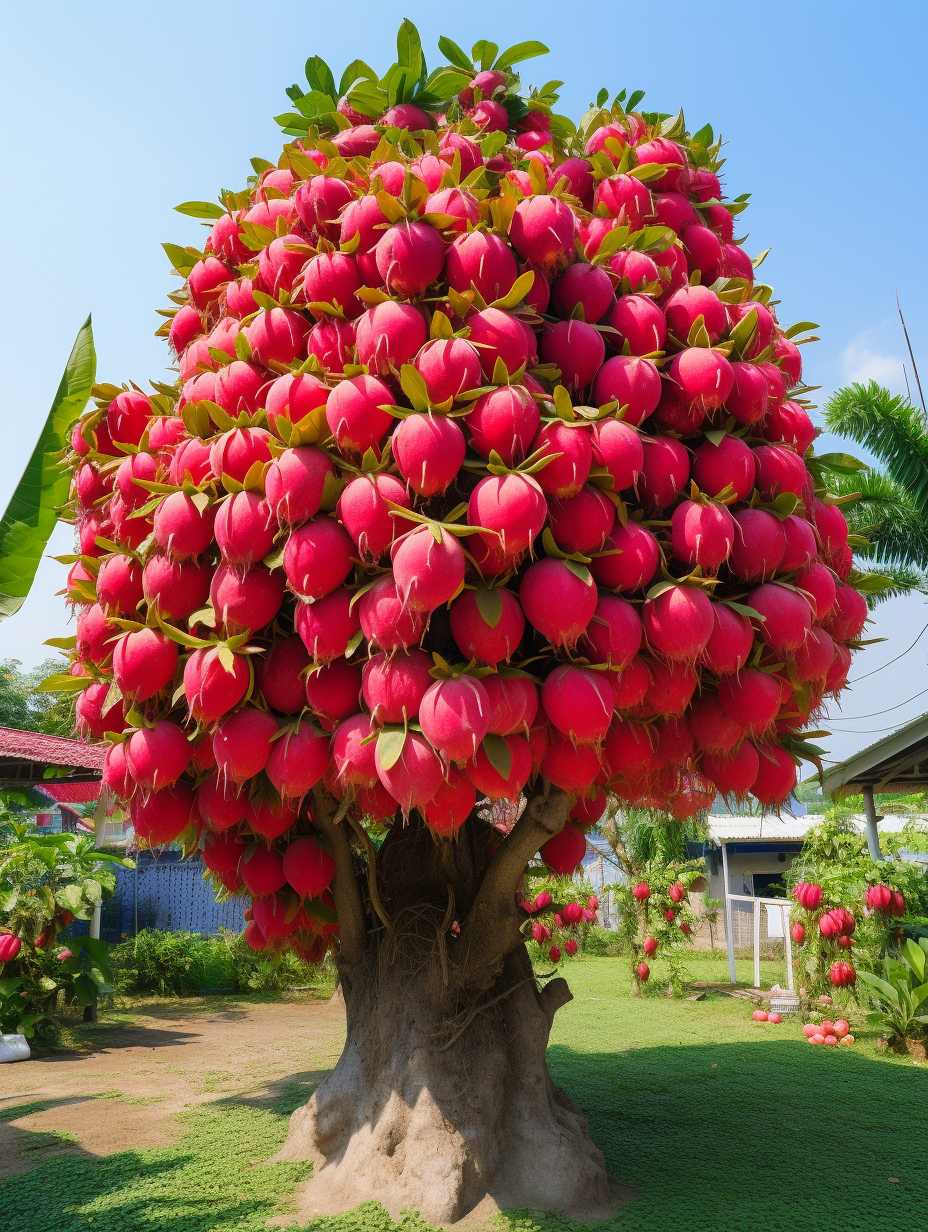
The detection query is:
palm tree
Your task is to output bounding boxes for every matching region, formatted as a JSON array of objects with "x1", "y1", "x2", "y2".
[{"x1": 823, "y1": 380, "x2": 928, "y2": 599}]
